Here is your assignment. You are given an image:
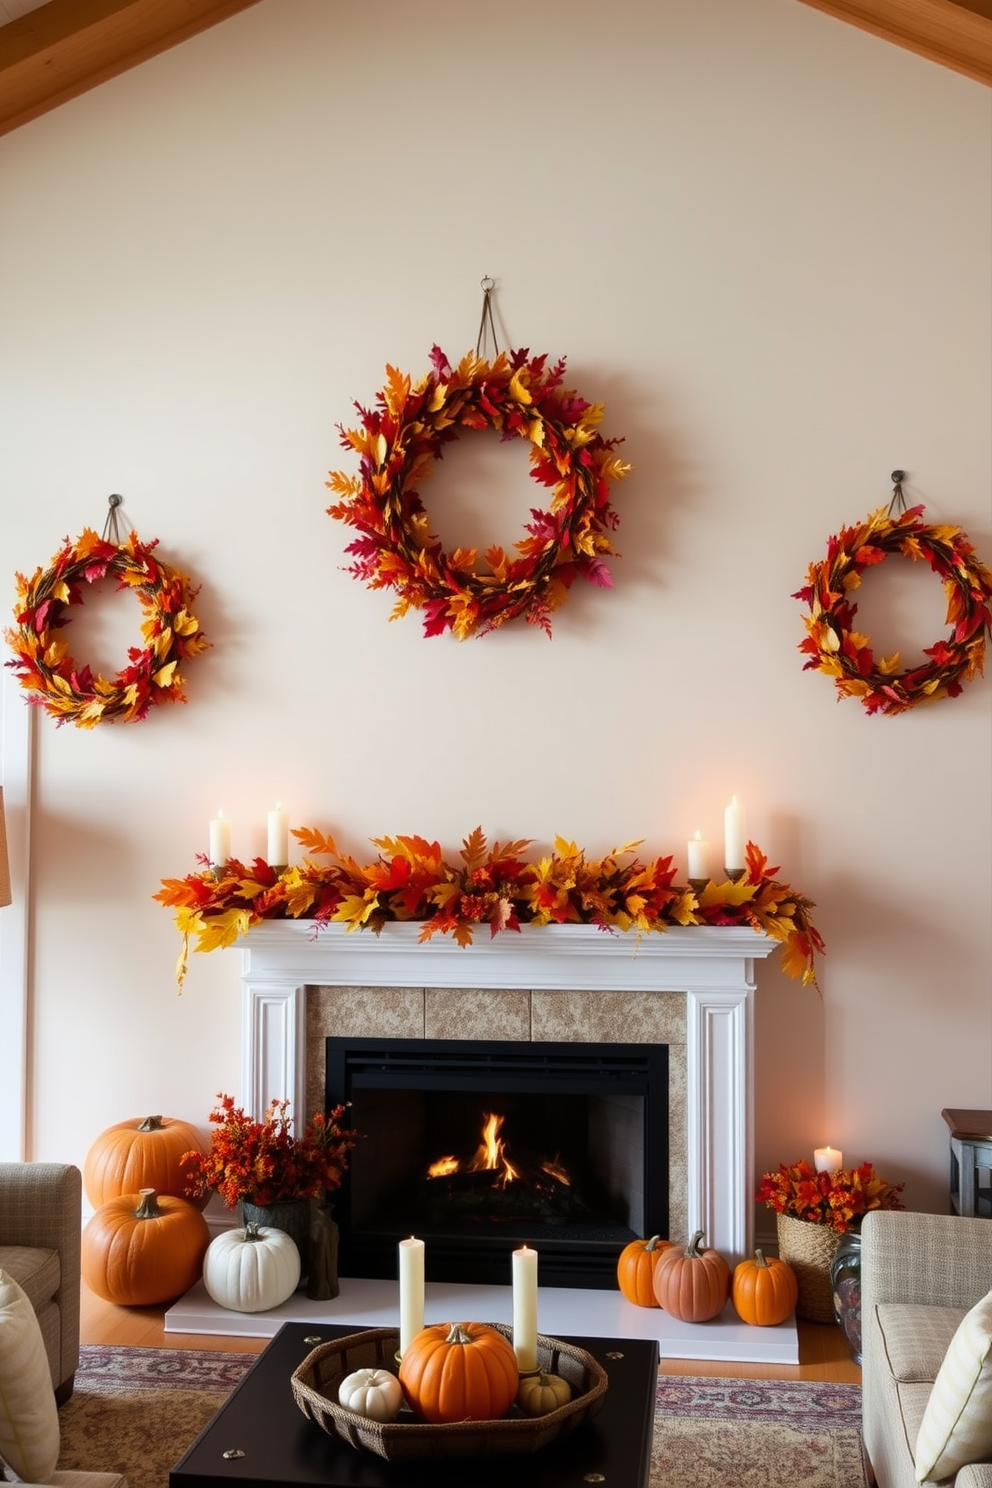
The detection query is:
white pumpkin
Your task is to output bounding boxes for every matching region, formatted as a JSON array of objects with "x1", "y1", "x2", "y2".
[
  {"x1": 338, "y1": 1367, "x2": 404, "y2": 1422},
  {"x1": 516, "y1": 1371, "x2": 572, "y2": 1417},
  {"x1": 202, "y1": 1223, "x2": 300, "y2": 1313}
]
